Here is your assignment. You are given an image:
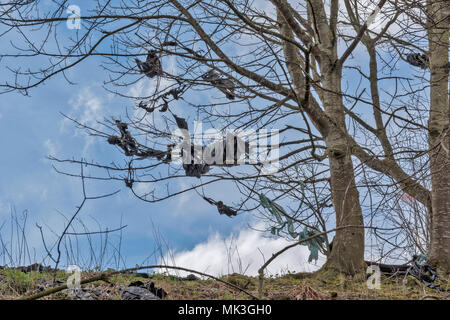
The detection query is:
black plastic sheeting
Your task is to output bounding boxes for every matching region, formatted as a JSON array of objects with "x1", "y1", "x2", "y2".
[{"x1": 367, "y1": 256, "x2": 449, "y2": 292}]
